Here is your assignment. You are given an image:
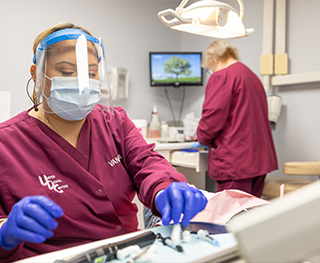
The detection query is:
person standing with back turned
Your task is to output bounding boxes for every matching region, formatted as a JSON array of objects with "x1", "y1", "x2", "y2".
[{"x1": 192, "y1": 40, "x2": 278, "y2": 197}]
